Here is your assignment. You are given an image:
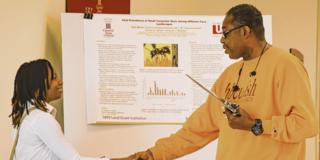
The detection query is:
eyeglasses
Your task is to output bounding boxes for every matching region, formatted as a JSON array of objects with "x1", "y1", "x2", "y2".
[{"x1": 222, "y1": 25, "x2": 245, "y2": 39}]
